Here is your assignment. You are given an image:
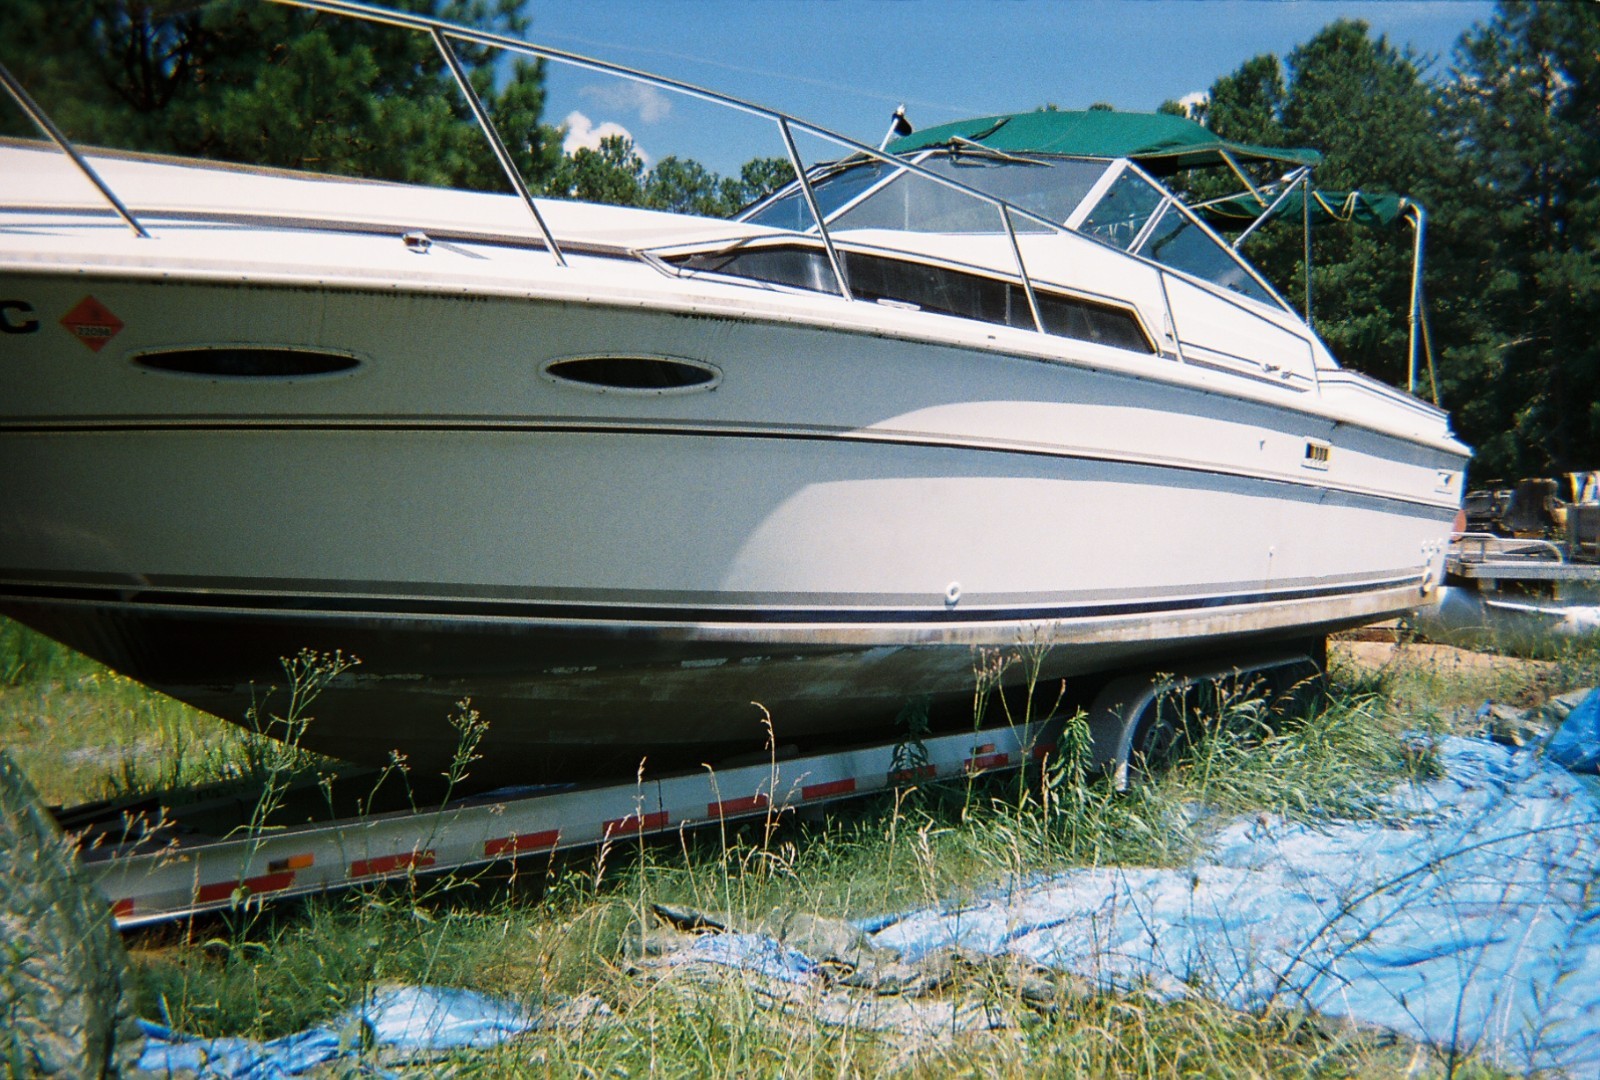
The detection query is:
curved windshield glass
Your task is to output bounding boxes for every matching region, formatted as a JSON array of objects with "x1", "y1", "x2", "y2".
[
  {"x1": 741, "y1": 158, "x2": 898, "y2": 232},
  {"x1": 1138, "y1": 203, "x2": 1278, "y2": 306},
  {"x1": 829, "y1": 154, "x2": 1107, "y2": 233},
  {"x1": 1076, "y1": 169, "x2": 1165, "y2": 250},
  {"x1": 743, "y1": 152, "x2": 1109, "y2": 234}
]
